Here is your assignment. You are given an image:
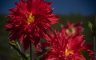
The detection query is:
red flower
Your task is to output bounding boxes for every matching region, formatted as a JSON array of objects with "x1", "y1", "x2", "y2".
[
  {"x1": 41, "y1": 23, "x2": 94, "y2": 60},
  {"x1": 5, "y1": 0, "x2": 59, "y2": 50}
]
